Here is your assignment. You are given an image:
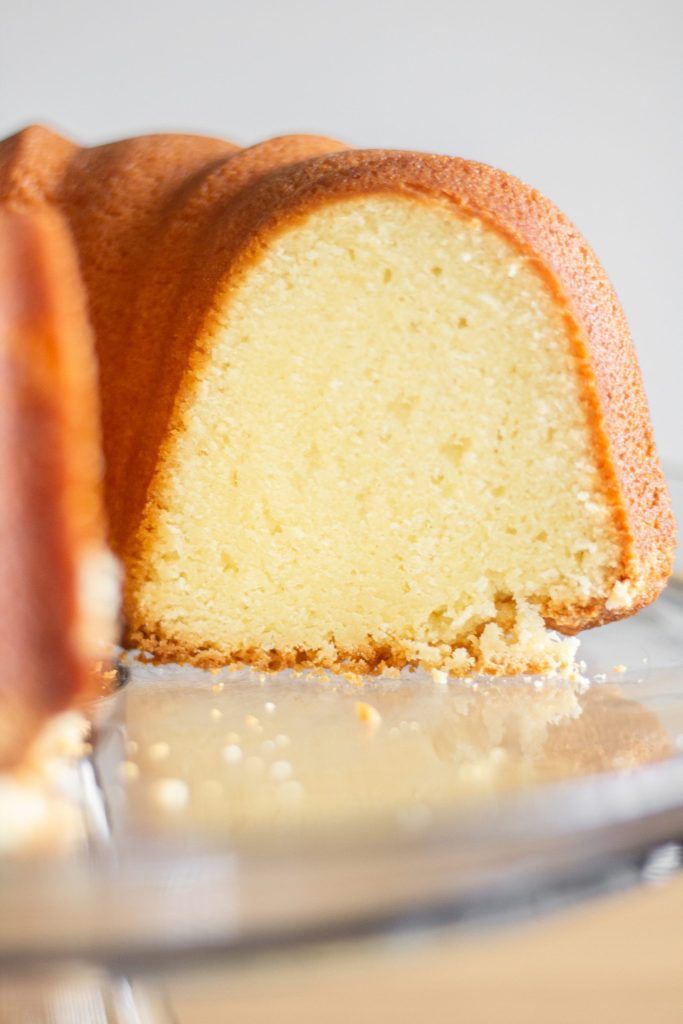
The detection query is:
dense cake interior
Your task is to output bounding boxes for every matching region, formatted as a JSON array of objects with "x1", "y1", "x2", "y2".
[{"x1": 130, "y1": 193, "x2": 622, "y2": 673}]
